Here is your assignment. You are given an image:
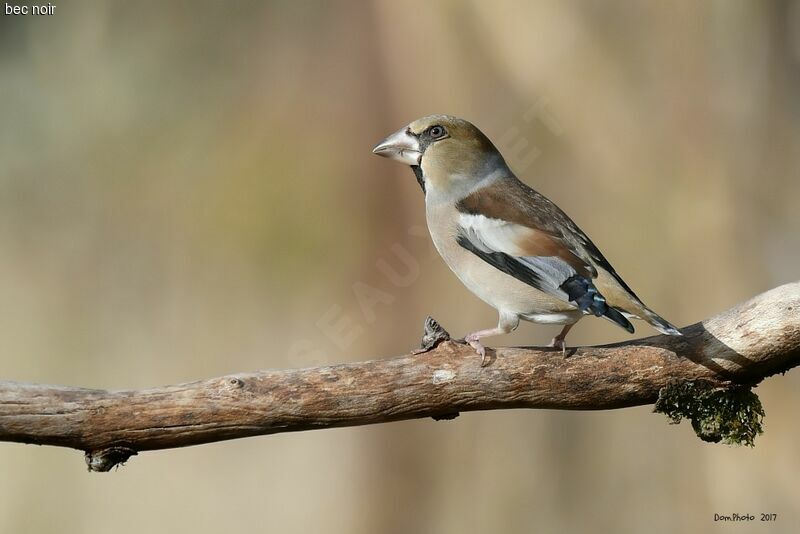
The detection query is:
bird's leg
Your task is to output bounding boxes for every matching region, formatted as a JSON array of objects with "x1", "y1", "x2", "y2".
[
  {"x1": 548, "y1": 323, "x2": 575, "y2": 355},
  {"x1": 464, "y1": 313, "x2": 519, "y2": 366}
]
